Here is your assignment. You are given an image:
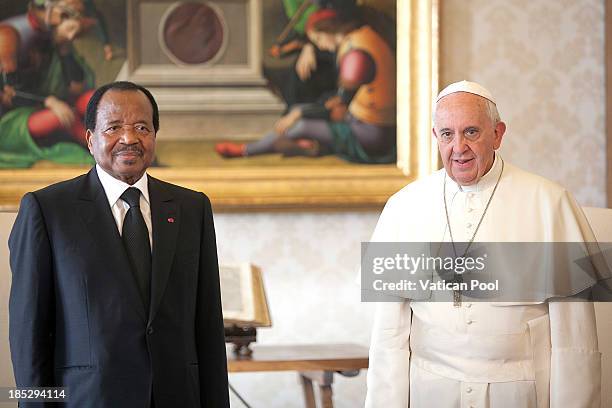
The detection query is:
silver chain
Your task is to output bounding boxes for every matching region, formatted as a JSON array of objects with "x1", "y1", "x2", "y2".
[{"x1": 443, "y1": 157, "x2": 505, "y2": 306}]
